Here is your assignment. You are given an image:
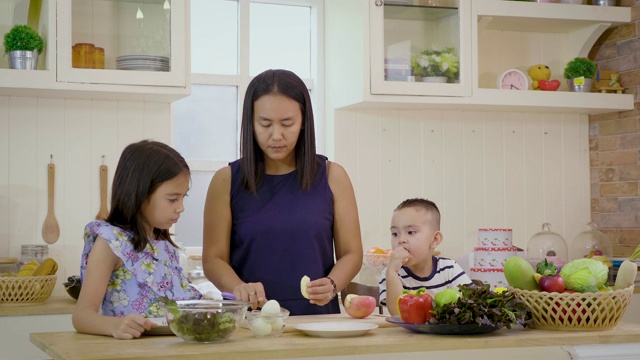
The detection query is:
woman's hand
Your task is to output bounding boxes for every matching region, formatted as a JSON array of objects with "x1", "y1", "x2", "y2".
[
  {"x1": 111, "y1": 314, "x2": 156, "y2": 340},
  {"x1": 233, "y1": 282, "x2": 266, "y2": 309},
  {"x1": 307, "y1": 277, "x2": 336, "y2": 306}
]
